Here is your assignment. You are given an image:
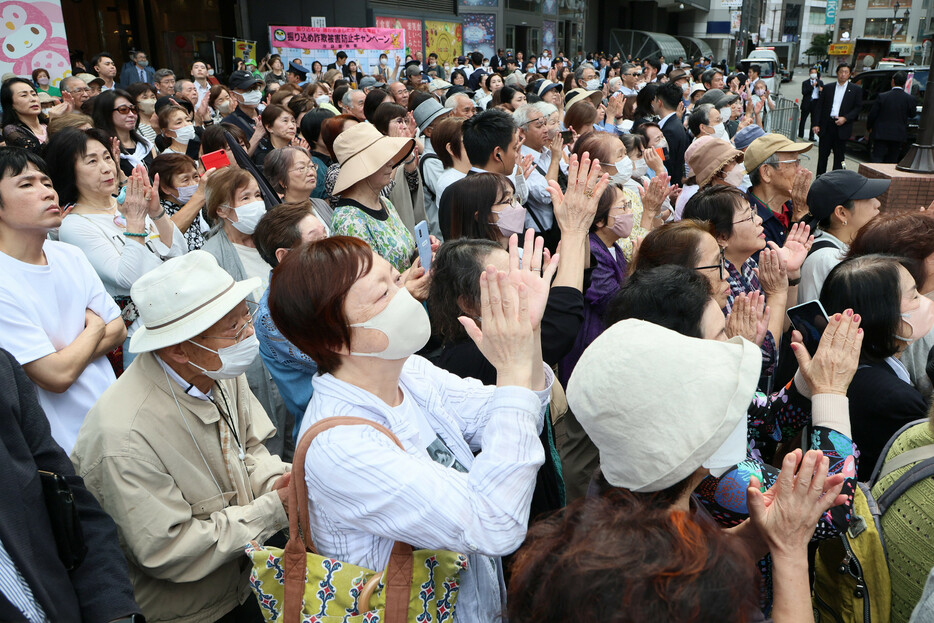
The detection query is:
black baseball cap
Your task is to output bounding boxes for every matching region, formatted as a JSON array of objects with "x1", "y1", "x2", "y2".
[
  {"x1": 228, "y1": 69, "x2": 263, "y2": 90},
  {"x1": 806, "y1": 170, "x2": 891, "y2": 221}
]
